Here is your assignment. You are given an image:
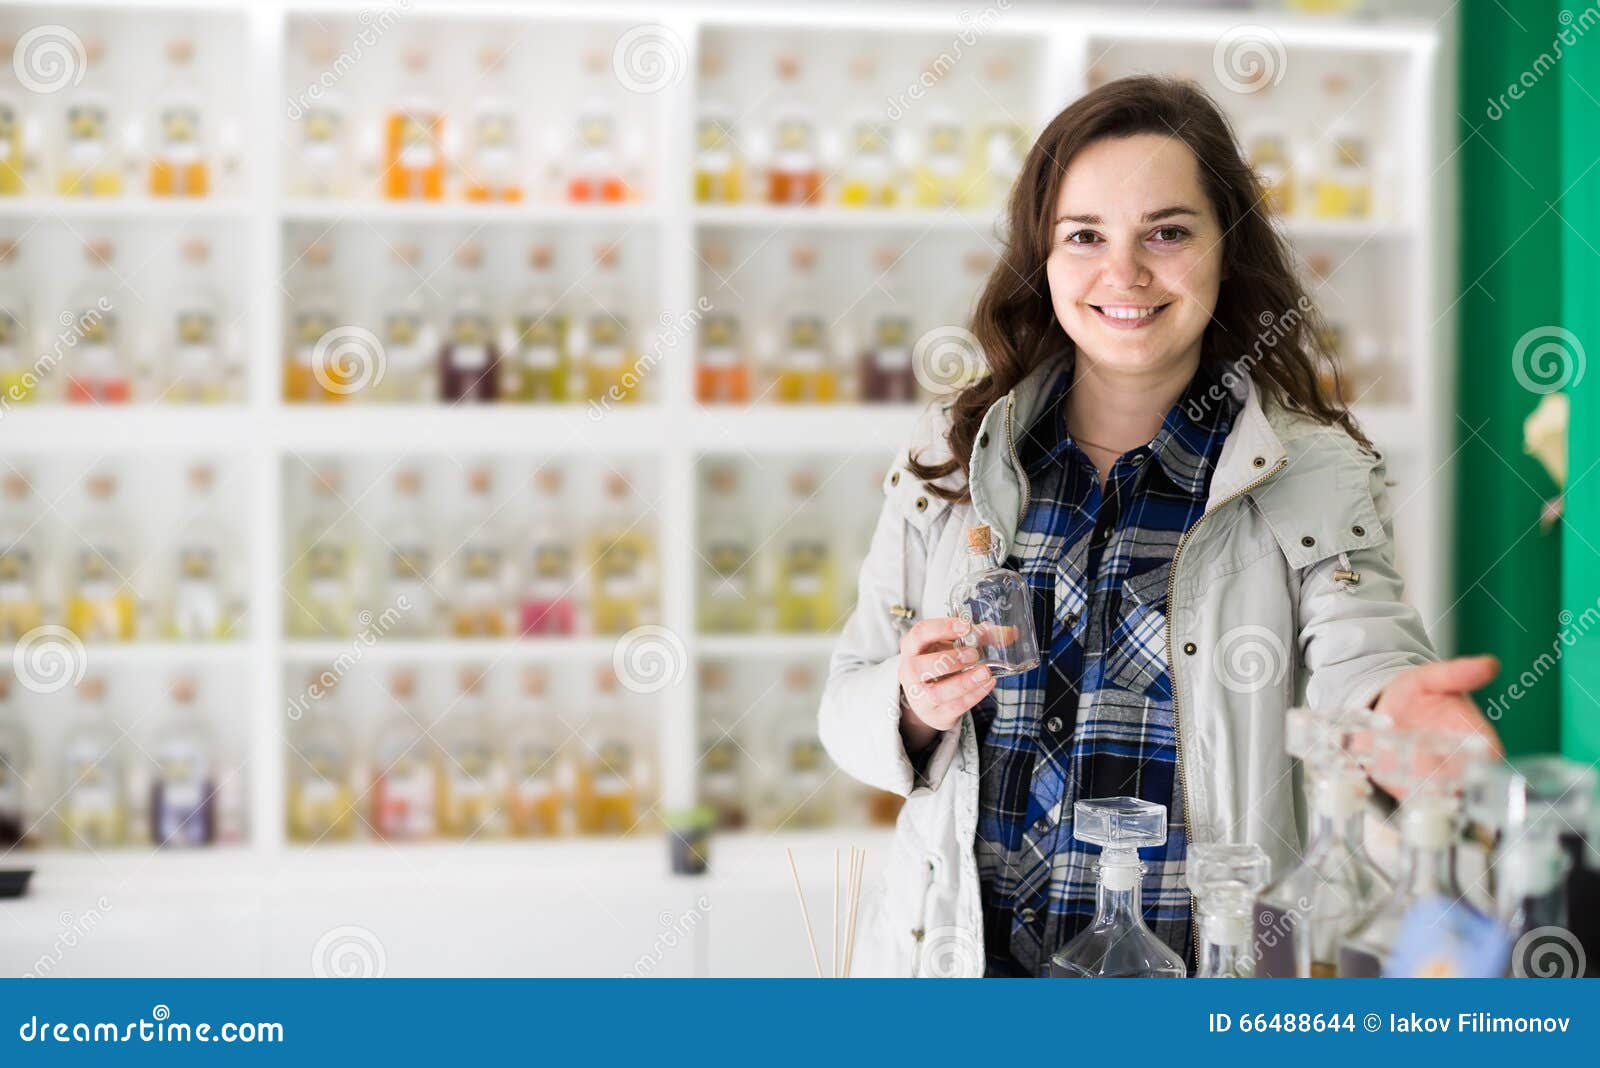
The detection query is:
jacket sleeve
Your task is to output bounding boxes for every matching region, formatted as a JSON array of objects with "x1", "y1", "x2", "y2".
[{"x1": 1297, "y1": 455, "x2": 1438, "y2": 710}]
